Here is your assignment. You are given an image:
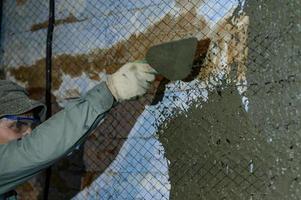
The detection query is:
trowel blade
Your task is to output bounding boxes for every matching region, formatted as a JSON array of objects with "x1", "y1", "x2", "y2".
[{"x1": 145, "y1": 37, "x2": 198, "y2": 81}]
